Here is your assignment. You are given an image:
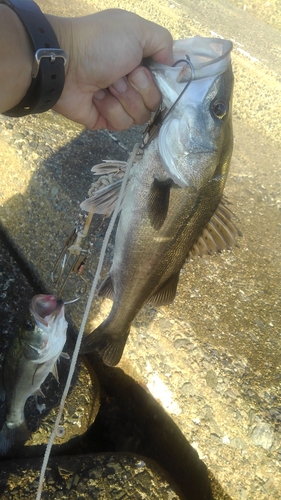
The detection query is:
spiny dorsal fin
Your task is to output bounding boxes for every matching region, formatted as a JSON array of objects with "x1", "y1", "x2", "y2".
[
  {"x1": 91, "y1": 160, "x2": 127, "y2": 175},
  {"x1": 148, "y1": 178, "x2": 173, "y2": 230},
  {"x1": 98, "y1": 275, "x2": 114, "y2": 301},
  {"x1": 80, "y1": 179, "x2": 123, "y2": 217},
  {"x1": 148, "y1": 272, "x2": 180, "y2": 306},
  {"x1": 189, "y1": 199, "x2": 241, "y2": 258}
]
